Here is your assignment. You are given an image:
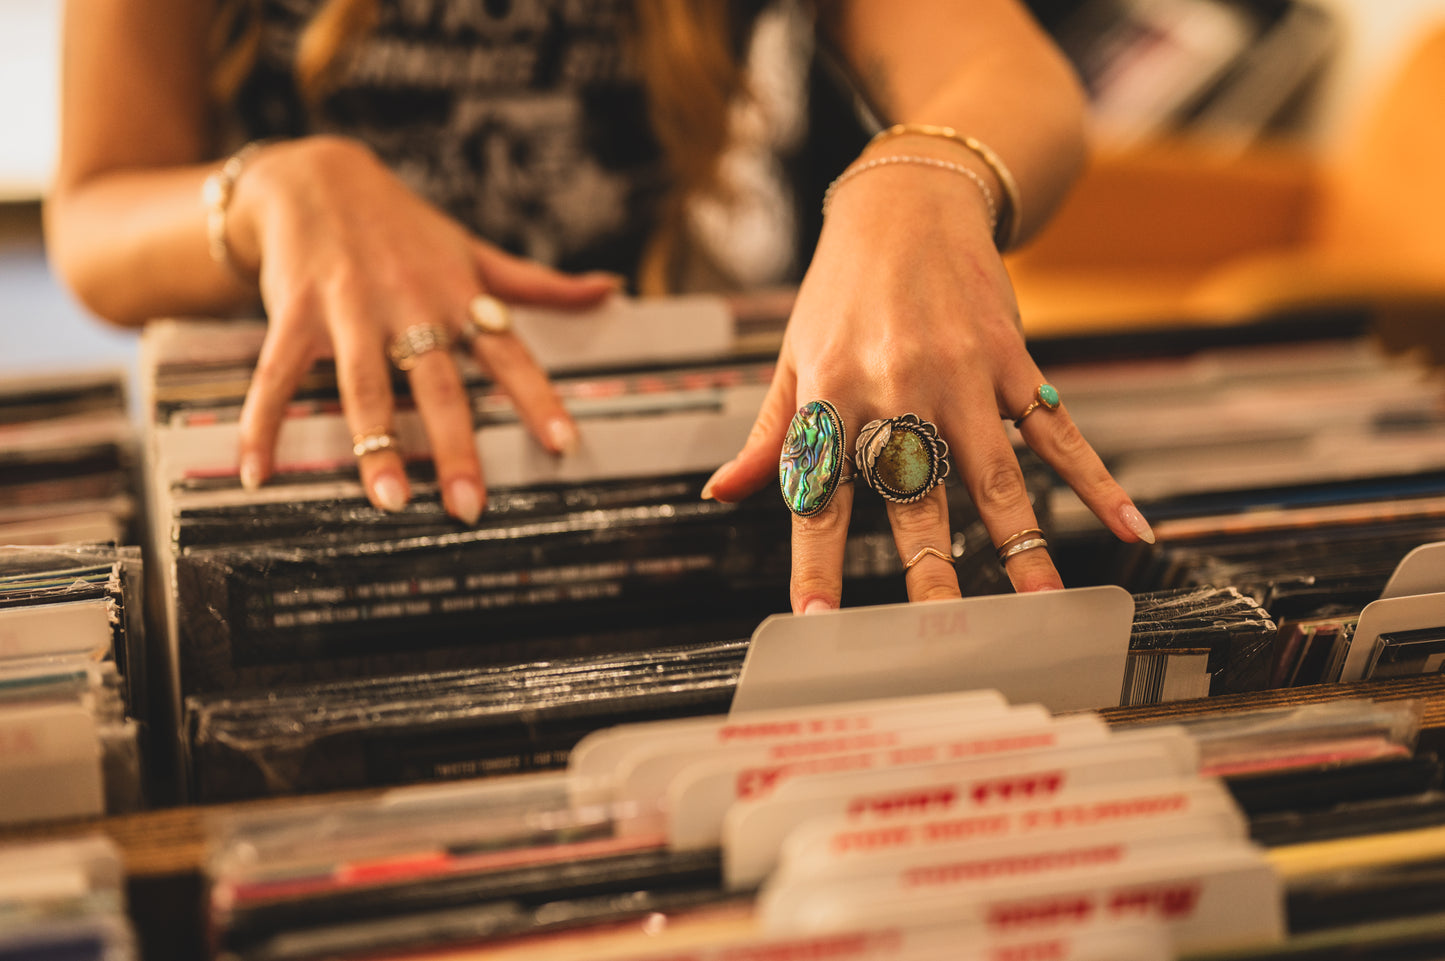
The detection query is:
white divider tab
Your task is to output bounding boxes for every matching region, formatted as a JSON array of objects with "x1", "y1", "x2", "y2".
[
  {"x1": 730, "y1": 586, "x2": 1133, "y2": 715},
  {"x1": 567, "y1": 689, "x2": 1009, "y2": 809},
  {"x1": 722, "y1": 730, "x2": 1197, "y2": 889},
  {"x1": 663, "y1": 713, "x2": 1108, "y2": 849},
  {"x1": 1341, "y1": 589, "x2": 1445, "y2": 681},
  {"x1": 762, "y1": 845, "x2": 1285, "y2": 956},
  {"x1": 1382, "y1": 541, "x2": 1445, "y2": 599},
  {"x1": 775, "y1": 778, "x2": 1240, "y2": 885}
]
